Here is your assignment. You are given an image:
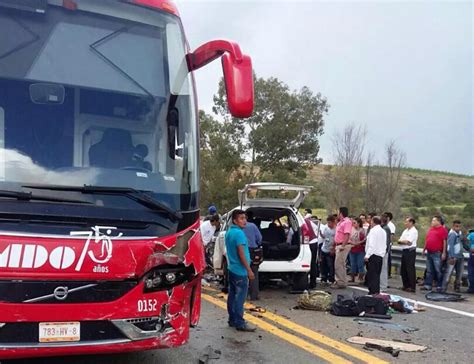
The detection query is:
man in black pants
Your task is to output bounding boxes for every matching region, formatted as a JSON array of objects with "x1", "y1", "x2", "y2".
[
  {"x1": 398, "y1": 217, "x2": 419, "y2": 292},
  {"x1": 304, "y1": 209, "x2": 320, "y2": 289},
  {"x1": 364, "y1": 216, "x2": 386, "y2": 295}
]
